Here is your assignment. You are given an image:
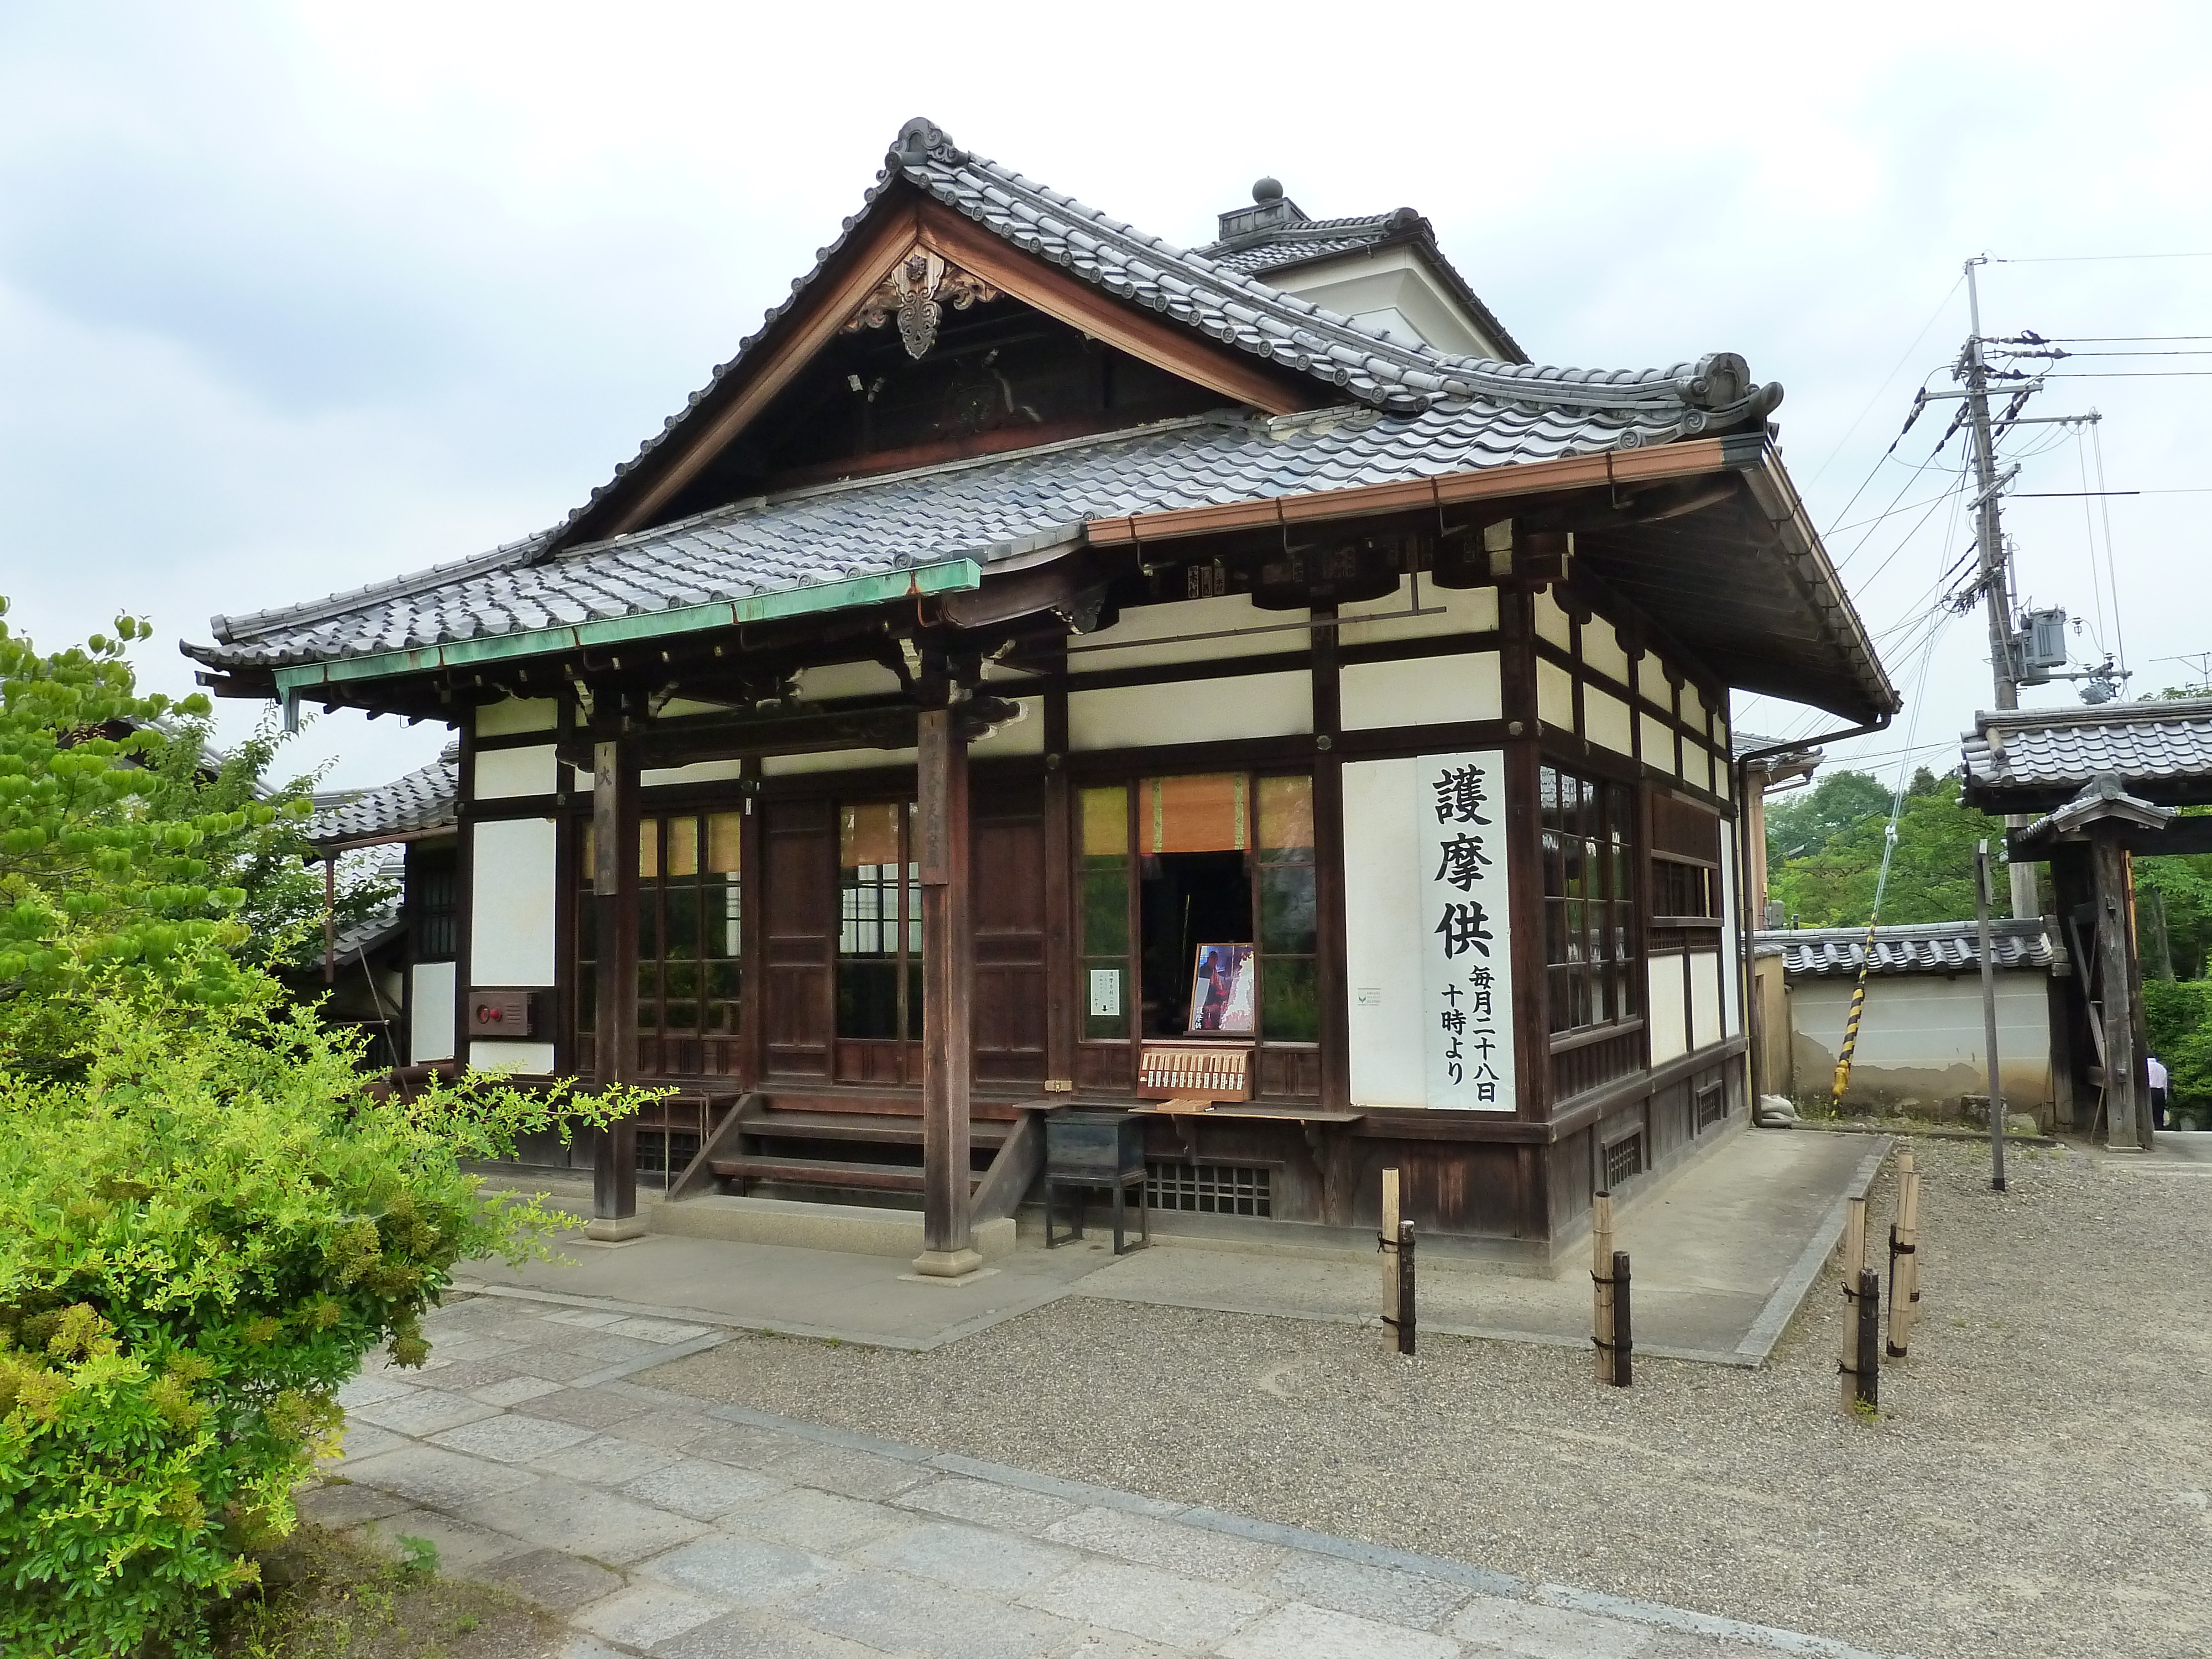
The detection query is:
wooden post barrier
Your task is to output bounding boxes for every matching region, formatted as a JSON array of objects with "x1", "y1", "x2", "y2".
[
  {"x1": 1838, "y1": 1194, "x2": 1868, "y2": 1415},
  {"x1": 1379, "y1": 1167, "x2": 1402, "y2": 1346},
  {"x1": 1854, "y1": 1268, "x2": 1881, "y2": 1411},
  {"x1": 1608, "y1": 1250, "x2": 1633, "y2": 1387},
  {"x1": 1591, "y1": 1190, "x2": 1615, "y2": 1385},
  {"x1": 1887, "y1": 1148, "x2": 1923, "y2": 1358},
  {"x1": 1395, "y1": 1220, "x2": 1417, "y2": 1356}
]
